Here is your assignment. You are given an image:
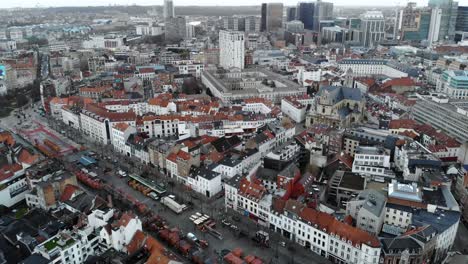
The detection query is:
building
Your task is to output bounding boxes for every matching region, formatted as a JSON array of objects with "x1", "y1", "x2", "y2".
[
  {"x1": 136, "y1": 23, "x2": 163, "y2": 36},
  {"x1": 436, "y1": 70, "x2": 468, "y2": 99},
  {"x1": 201, "y1": 68, "x2": 306, "y2": 103},
  {"x1": 173, "y1": 60, "x2": 204, "y2": 78},
  {"x1": 285, "y1": 20, "x2": 305, "y2": 33},
  {"x1": 428, "y1": 8, "x2": 443, "y2": 44},
  {"x1": 398, "y1": 4, "x2": 432, "y2": 42},
  {"x1": 360, "y1": 11, "x2": 385, "y2": 47},
  {"x1": 268, "y1": 200, "x2": 382, "y2": 263},
  {"x1": 306, "y1": 85, "x2": 365, "y2": 128},
  {"x1": 95, "y1": 212, "x2": 143, "y2": 252},
  {"x1": 261, "y1": 3, "x2": 267, "y2": 32},
  {"x1": 25, "y1": 172, "x2": 78, "y2": 210},
  {"x1": 281, "y1": 95, "x2": 313, "y2": 122},
  {"x1": 380, "y1": 226, "x2": 437, "y2": 264},
  {"x1": 428, "y1": 0, "x2": 458, "y2": 41},
  {"x1": 328, "y1": 171, "x2": 366, "y2": 208},
  {"x1": 34, "y1": 229, "x2": 100, "y2": 264},
  {"x1": 222, "y1": 17, "x2": 245, "y2": 31},
  {"x1": 266, "y1": 3, "x2": 283, "y2": 32},
  {"x1": 80, "y1": 104, "x2": 136, "y2": 145},
  {"x1": 186, "y1": 166, "x2": 222, "y2": 197},
  {"x1": 313, "y1": 0, "x2": 334, "y2": 32},
  {"x1": 456, "y1": 6, "x2": 468, "y2": 32},
  {"x1": 296, "y1": 2, "x2": 315, "y2": 30},
  {"x1": 352, "y1": 146, "x2": 394, "y2": 181},
  {"x1": 321, "y1": 26, "x2": 347, "y2": 44},
  {"x1": 219, "y1": 30, "x2": 245, "y2": 70},
  {"x1": 286, "y1": 7, "x2": 297, "y2": 22},
  {"x1": 346, "y1": 189, "x2": 387, "y2": 235},
  {"x1": 412, "y1": 95, "x2": 468, "y2": 143},
  {"x1": 337, "y1": 59, "x2": 419, "y2": 78},
  {"x1": 165, "y1": 16, "x2": 186, "y2": 42},
  {"x1": 0, "y1": 165, "x2": 29, "y2": 207},
  {"x1": 245, "y1": 16, "x2": 261, "y2": 32},
  {"x1": 164, "y1": 0, "x2": 175, "y2": 19}
]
